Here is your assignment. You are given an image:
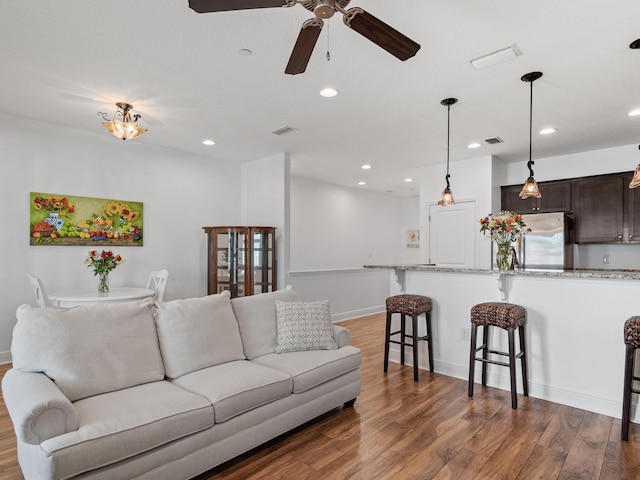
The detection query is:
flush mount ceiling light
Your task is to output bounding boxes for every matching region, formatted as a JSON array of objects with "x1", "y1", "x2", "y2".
[
  {"x1": 98, "y1": 102, "x2": 148, "y2": 141},
  {"x1": 361, "y1": 164, "x2": 372, "y2": 170},
  {"x1": 404, "y1": 178, "x2": 413, "y2": 182},
  {"x1": 438, "y1": 97, "x2": 458, "y2": 206},
  {"x1": 468, "y1": 142, "x2": 481, "y2": 149},
  {"x1": 358, "y1": 181, "x2": 366, "y2": 185},
  {"x1": 470, "y1": 45, "x2": 521, "y2": 70},
  {"x1": 519, "y1": 71, "x2": 543, "y2": 200},
  {"x1": 202, "y1": 139, "x2": 216, "y2": 146}
]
